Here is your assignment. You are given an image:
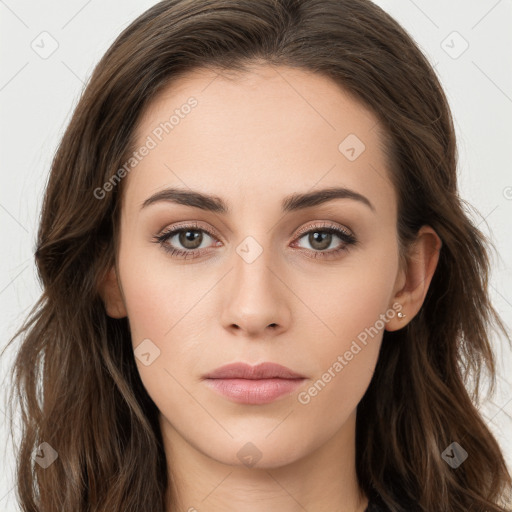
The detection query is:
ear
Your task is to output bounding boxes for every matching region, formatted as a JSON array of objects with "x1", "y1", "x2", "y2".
[
  {"x1": 385, "y1": 225, "x2": 442, "y2": 332},
  {"x1": 98, "y1": 265, "x2": 128, "y2": 319}
]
